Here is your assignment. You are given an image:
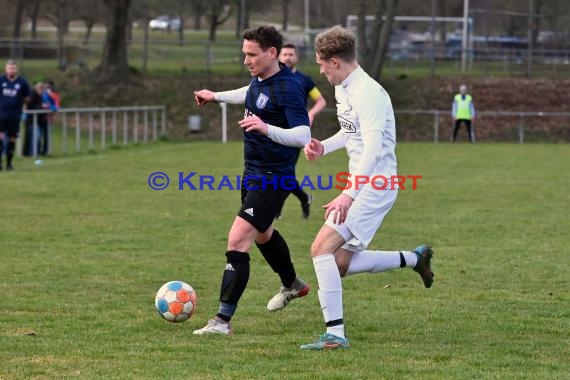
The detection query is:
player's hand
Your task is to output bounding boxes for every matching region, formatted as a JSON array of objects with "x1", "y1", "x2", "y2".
[
  {"x1": 194, "y1": 89, "x2": 215, "y2": 107},
  {"x1": 238, "y1": 115, "x2": 268, "y2": 135},
  {"x1": 322, "y1": 193, "x2": 353, "y2": 225},
  {"x1": 304, "y1": 138, "x2": 323, "y2": 161}
]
